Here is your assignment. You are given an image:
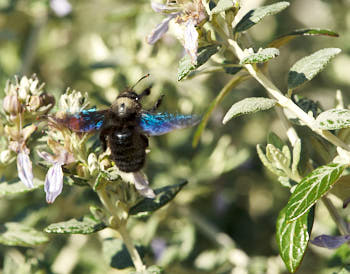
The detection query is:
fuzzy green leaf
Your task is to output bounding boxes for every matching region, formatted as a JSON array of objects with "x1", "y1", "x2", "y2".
[
  {"x1": 286, "y1": 164, "x2": 346, "y2": 222},
  {"x1": 0, "y1": 222, "x2": 48, "y2": 247},
  {"x1": 211, "y1": 0, "x2": 237, "y2": 14},
  {"x1": 44, "y1": 215, "x2": 106, "y2": 234},
  {"x1": 267, "y1": 132, "x2": 285, "y2": 150},
  {"x1": 269, "y1": 28, "x2": 339, "y2": 48},
  {"x1": 235, "y1": 2, "x2": 290, "y2": 32},
  {"x1": 277, "y1": 206, "x2": 314, "y2": 273},
  {"x1": 0, "y1": 178, "x2": 44, "y2": 198},
  {"x1": 257, "y1": 144, "x2": 285, "y2": 177},
  {"x1": 103, "y1": 237, "x2": 144, "y2": 270},
  {"x1": 240, "y1": 48, "x2": 279, "y2": 64},
  {"x1": 178, "y1": 45, "x2": 219, "y2": 81},
  {"x1": 288, "y1": 48, "x2": 341, "y2": 90},
  {"x1": 129, "y1": 181, "x2": 187, "y2": 215},
  {"x1": 315, "y1": 109, "x2": 350, "y2": 130},
  {"x1": 223, "y1": 97, "x2": 276, "y2": 124}
]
